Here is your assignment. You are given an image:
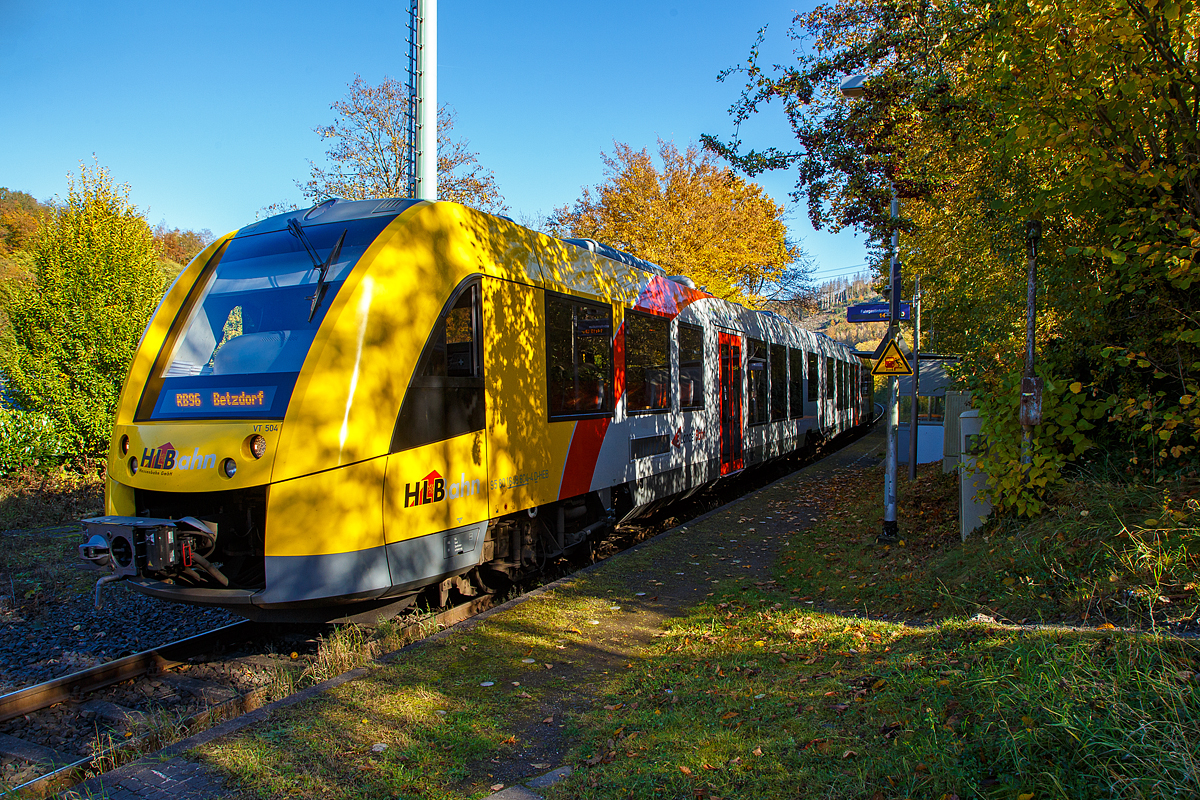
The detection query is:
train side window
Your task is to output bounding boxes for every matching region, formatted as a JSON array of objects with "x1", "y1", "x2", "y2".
[
  {"x1": 546, "y1": 293, "x2": 613, "y2": 419},
  {"x1": 789, "y1": 348, "x2": 804, "y2": 418},
  {"x1": 840, "y1": 362, "x2": 849, "y2": 412},
  {"x1": 826, "y1": 357, "x2": 835, "y2": 405},
  {"x1": 625, "y1": 310, "x2": 670, "y2": 413},
  {"x1": 747, "y1": 338, "x2": 768, "y2": 425},
  {"x1": 807, "y1": 353, "x2": 819, "y2": 403},
  {"x1": 678, "y1": 322, "x2": 704, "y2": 410},
  {"x1": 392, "y1": 281, "x2": 484, "y2": 452},
  {"x1": 770, "y1": 343, "x2": 787, "y2": 421}
]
